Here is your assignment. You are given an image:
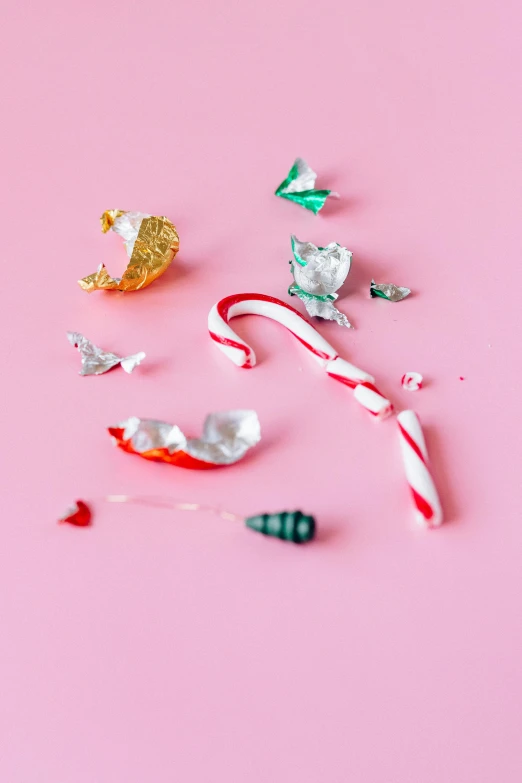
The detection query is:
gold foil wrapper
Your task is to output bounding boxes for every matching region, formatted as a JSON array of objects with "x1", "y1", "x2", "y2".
[
  {"x1": 78, "y1": 211, "x2": 180, "y2": 293},
  {"x1": 100, "y1": 209, "x2": 125, "y2": 233}
]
